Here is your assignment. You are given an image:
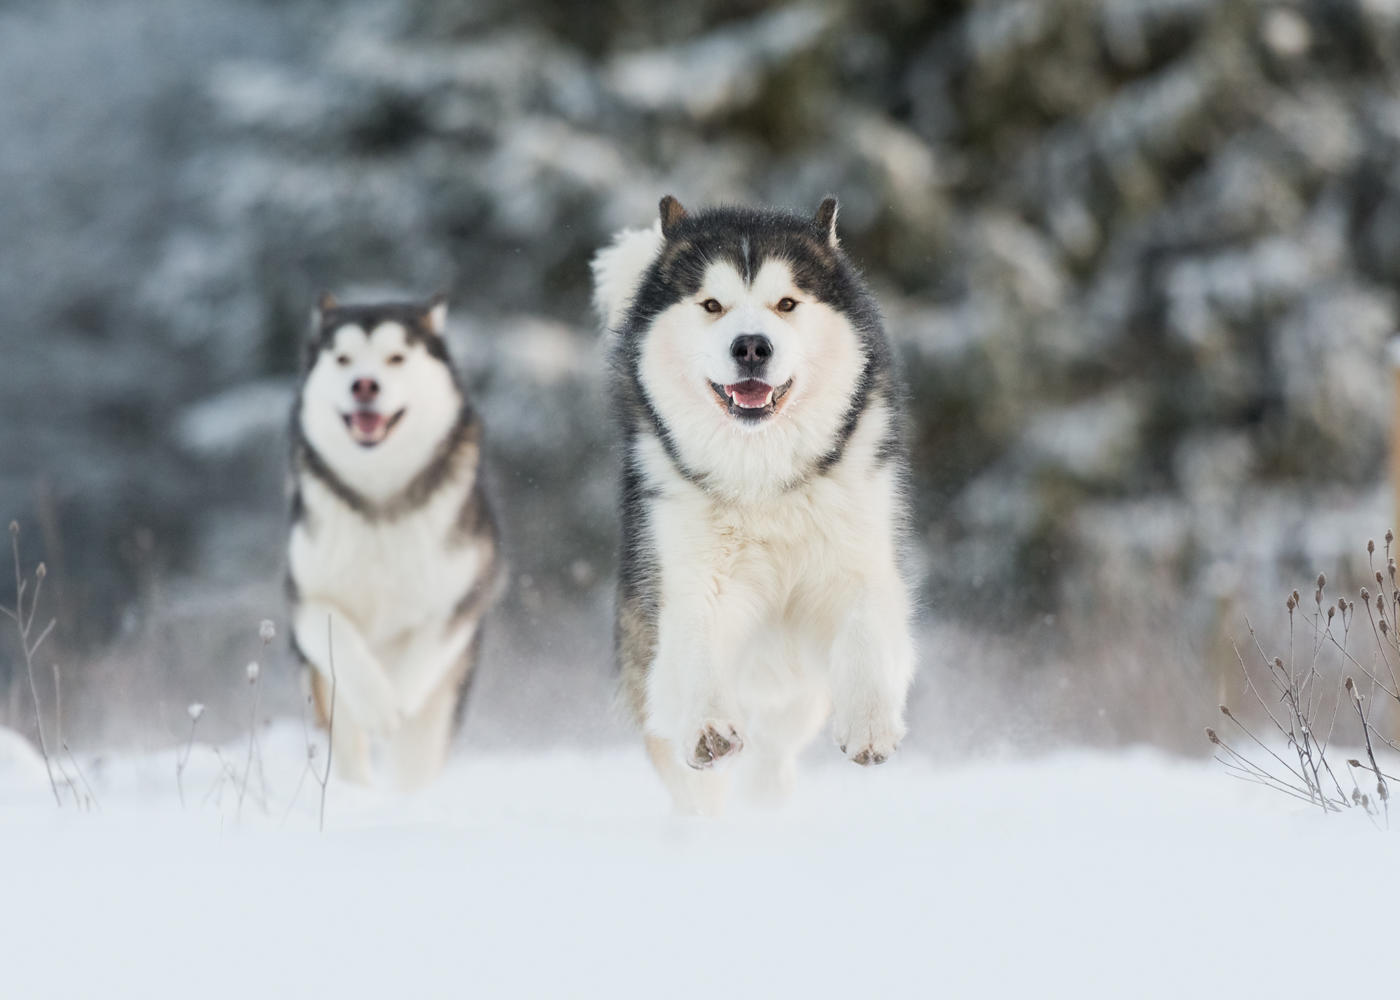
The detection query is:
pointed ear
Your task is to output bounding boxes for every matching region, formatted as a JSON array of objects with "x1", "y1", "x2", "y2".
[
  {"x1": 659, "y1": 195, "x2": 688, "y2": 240},
  {"x1": 425, "y1": 293, "x2": 448, "y2": 335},
  {"x1": 311, "y1": 291, "x2": 336, "y2": 337},
  {"x1": 814, "y1": 197, "x2": 839, "y2": 248}
]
